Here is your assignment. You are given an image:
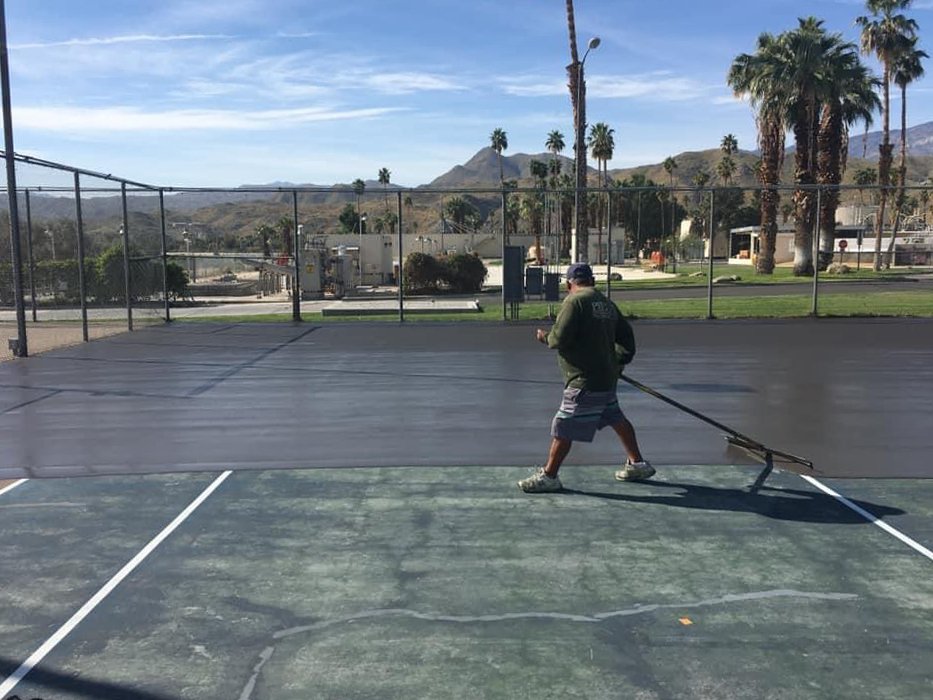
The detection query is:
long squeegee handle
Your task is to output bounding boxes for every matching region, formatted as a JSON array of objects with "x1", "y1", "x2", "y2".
[{"x1": 619, "y1": 374, "x2": 763, "y2": 449}]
